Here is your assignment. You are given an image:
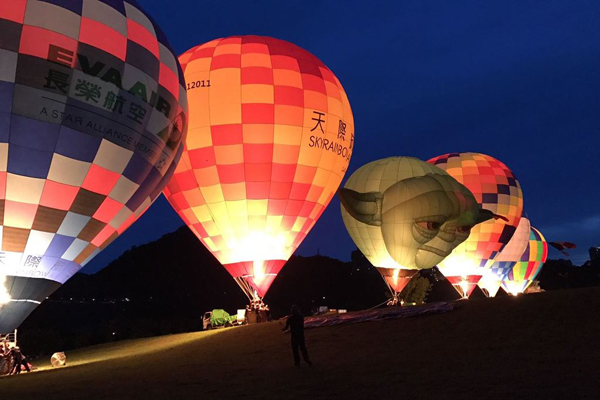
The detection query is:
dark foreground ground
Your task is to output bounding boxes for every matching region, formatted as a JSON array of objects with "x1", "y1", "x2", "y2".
[{"x1": 1, "y1": 287, "x2": 599, "y2": 400}]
